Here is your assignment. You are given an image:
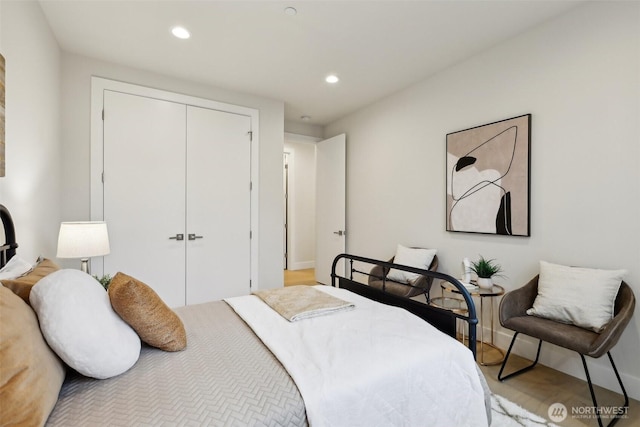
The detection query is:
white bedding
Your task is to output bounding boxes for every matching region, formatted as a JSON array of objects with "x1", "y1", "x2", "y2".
[{"x1": 226, "y1": 285, "x2": 488, "y2": 427}]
